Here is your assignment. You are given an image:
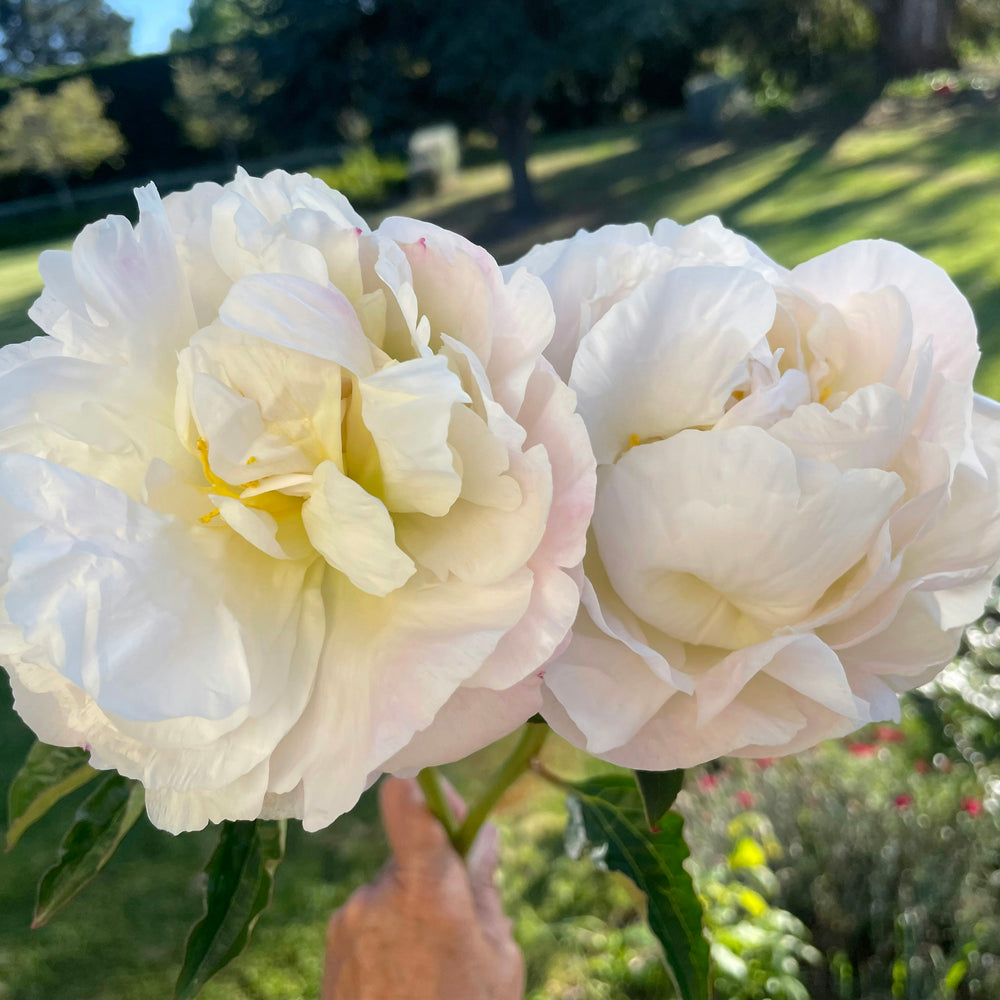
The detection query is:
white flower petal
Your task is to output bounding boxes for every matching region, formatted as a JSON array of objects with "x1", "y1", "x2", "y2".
[
  {"x1": 571, "y1": 266, "x2": 776, "y2": 463},
  {"x1": 594, "y1": 427, "x2": 904, "y2": 646},
  {"x1": 0, "y1": 454, "x2": 252, "y2": 723},
  {"x1": 791, "y1": 239, "x2": 979, "y2": 384},
  {"x1": 359, "y1": 355, "x2": 469, "y2": 516},
  {"x1": 302, "y1": 460, "x2": 415, "y2": 596},
  {"x1": 219, "y1": 272, "x2": 375, "y2": 376}
]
